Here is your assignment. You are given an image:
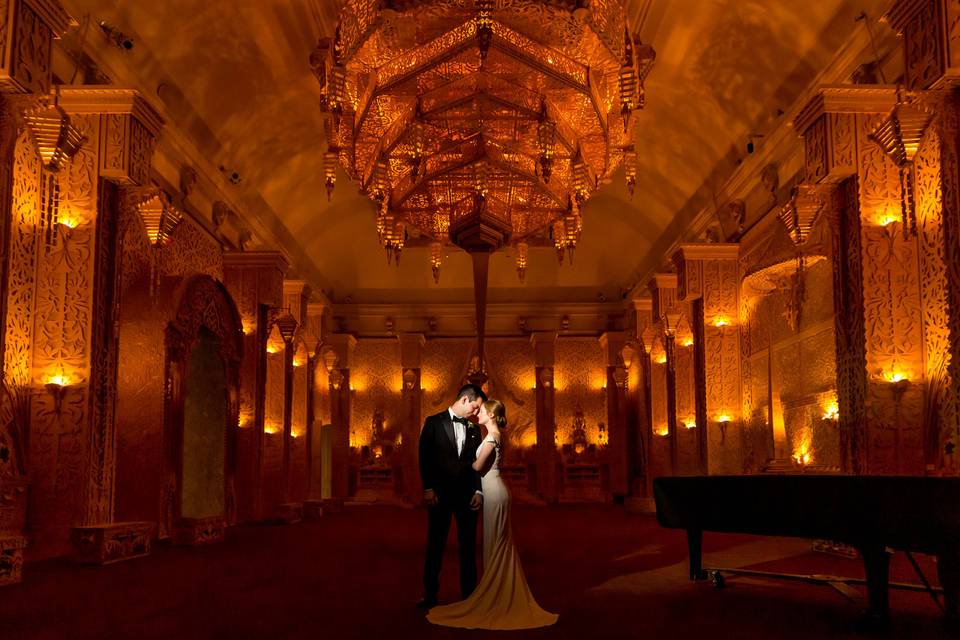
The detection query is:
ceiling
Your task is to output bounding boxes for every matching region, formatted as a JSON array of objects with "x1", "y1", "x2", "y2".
[{"x1": 61, "y1": 0, "x2": 890, "y2": 304}]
